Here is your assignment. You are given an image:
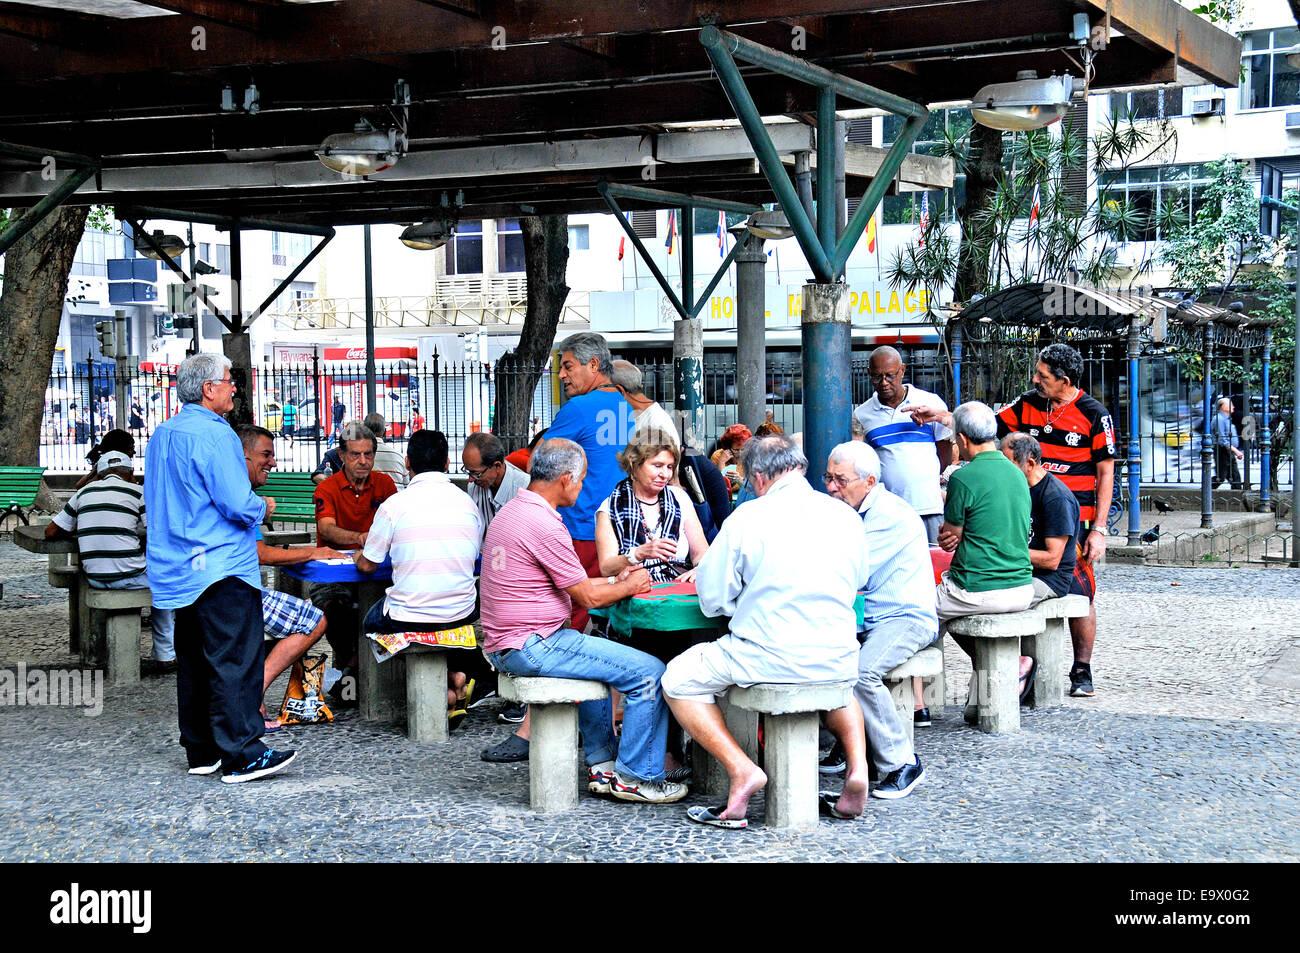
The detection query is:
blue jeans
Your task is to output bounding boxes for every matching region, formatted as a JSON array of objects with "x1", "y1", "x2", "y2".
[{"x1": 489, "y1": 628, "x2": 669, "y2": 782}]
